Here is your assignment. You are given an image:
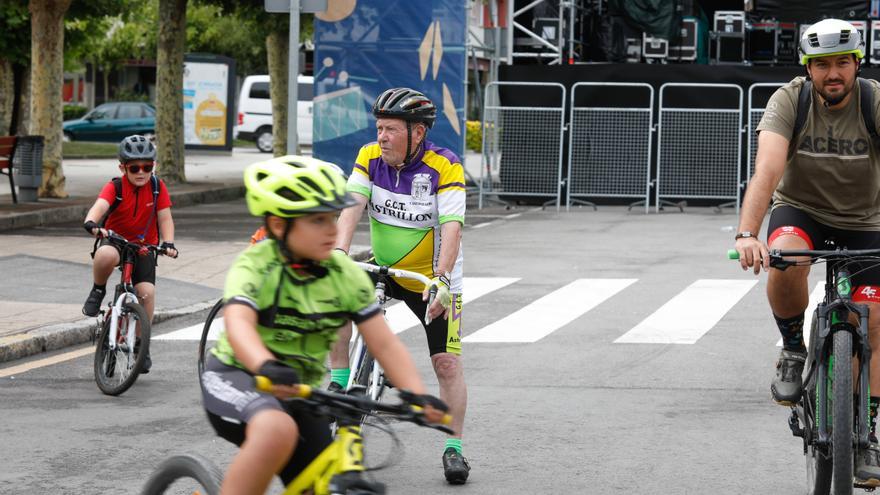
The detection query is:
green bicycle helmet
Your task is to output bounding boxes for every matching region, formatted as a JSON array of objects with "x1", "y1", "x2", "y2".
[
  {"x1": 244, "y1": 155, "x2": 357, "y2": 218},
  {"x1": 799, "y1": 18, "x2": 865, "y2": 65}
]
